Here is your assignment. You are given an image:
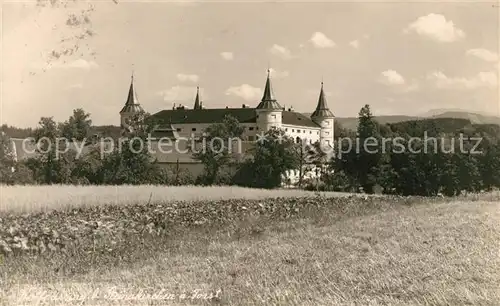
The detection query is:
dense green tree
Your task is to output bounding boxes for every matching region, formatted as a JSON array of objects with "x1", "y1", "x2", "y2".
[
  {"x1": 59, "y1": 108, "x2": 92, "y2": 141},
  {"x1": 191, "y1": 115, "x2": 244, "y2": 185},
  {"x1": 234, "y1": 128, "x2": 300, "y2": 189},
  {"x1": 356, "y1": 104, "x2": 385, "y2": 194}
]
